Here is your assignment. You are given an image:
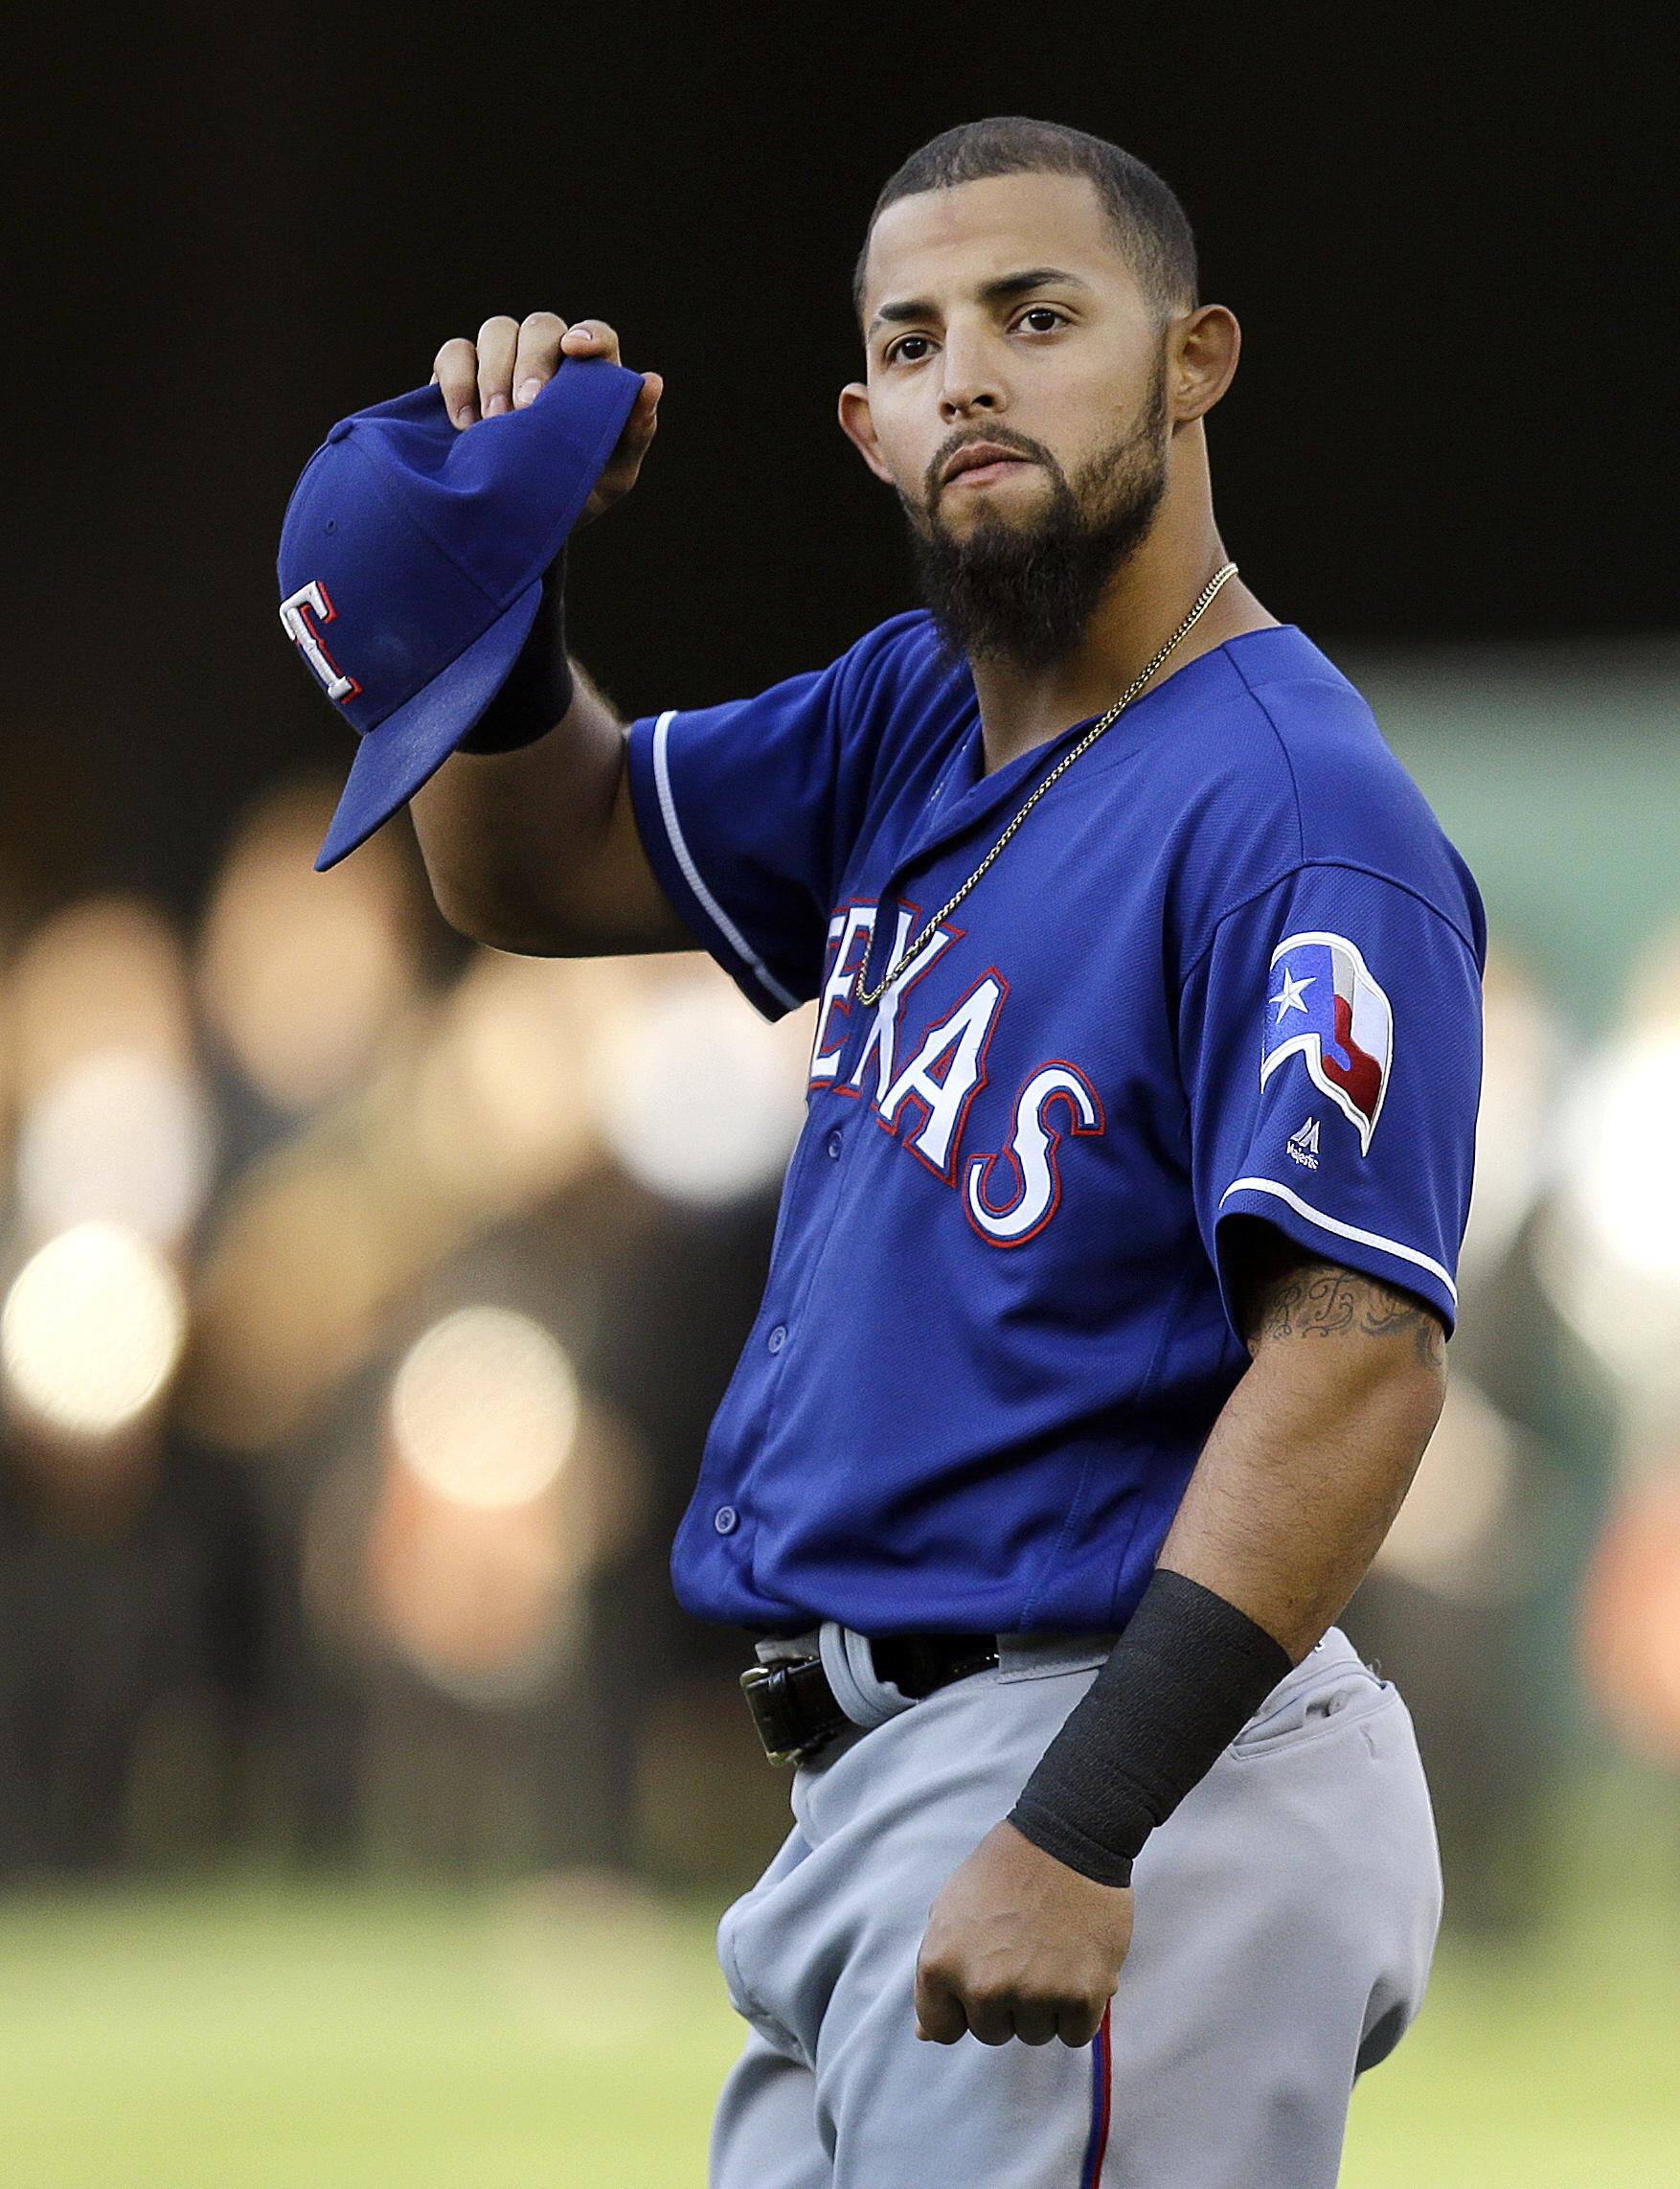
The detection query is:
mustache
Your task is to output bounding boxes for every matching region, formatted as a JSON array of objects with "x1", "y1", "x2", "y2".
[{"x1": 924, "y1": 426, "x2": 1056, "y2": 503}]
